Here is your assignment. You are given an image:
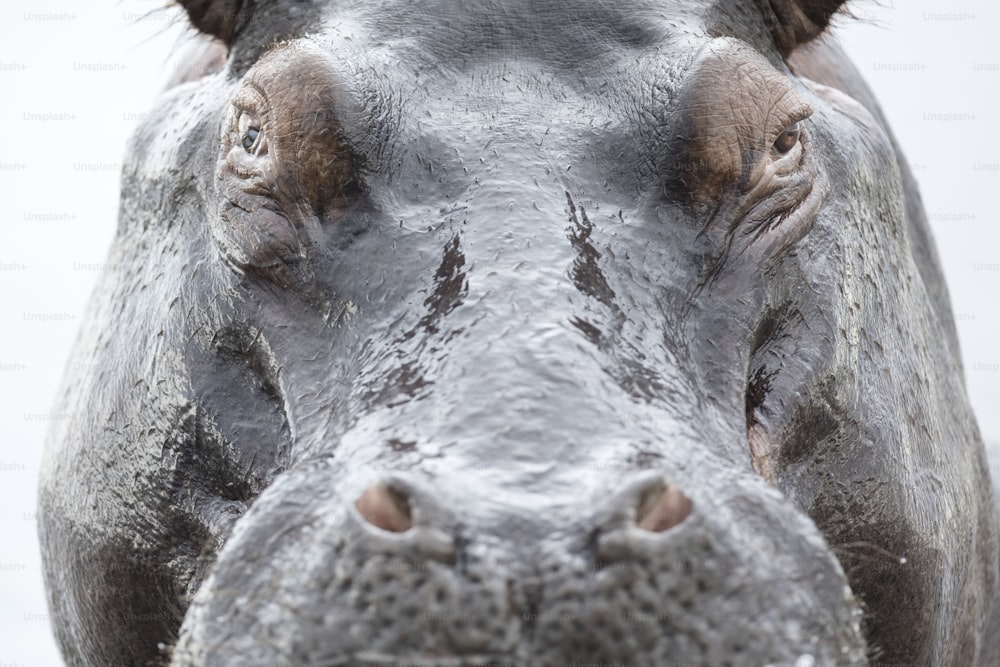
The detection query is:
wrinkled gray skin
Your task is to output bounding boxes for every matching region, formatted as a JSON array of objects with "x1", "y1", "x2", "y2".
[{"x1": 38, "y1": 0, "x2": 1000, "y2": 665}]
